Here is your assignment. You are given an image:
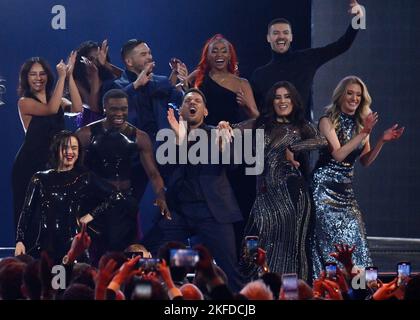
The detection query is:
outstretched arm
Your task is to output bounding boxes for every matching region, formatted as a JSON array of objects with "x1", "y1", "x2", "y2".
[
  {"x1": 289, "y1": 121, "x2": 328, "y2": 153},
  {"x1": 359, "y1": 124, "x2": 404, "y2": 167},
  {"x1": 136, "y1": 130, "x2": 171, "y2": 219},
  {"x1": 314, "y1": 0, "x2": 363, "y2": 66}
]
